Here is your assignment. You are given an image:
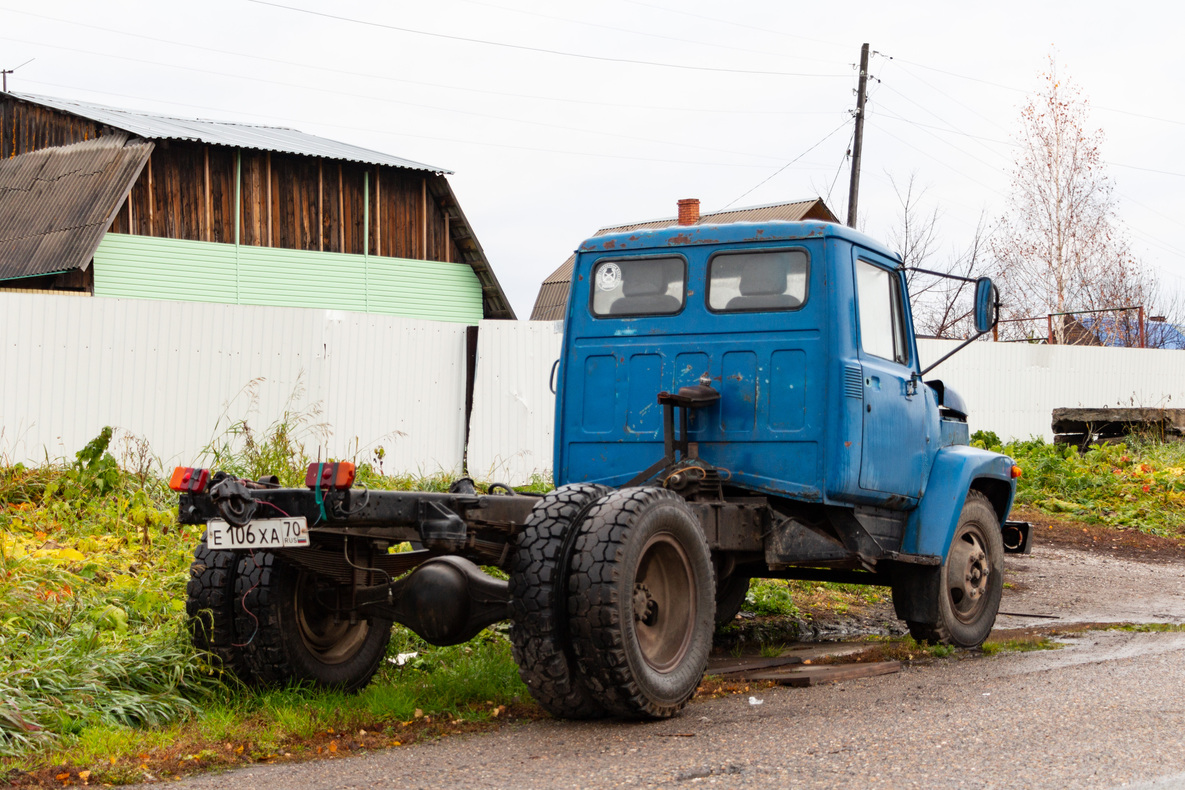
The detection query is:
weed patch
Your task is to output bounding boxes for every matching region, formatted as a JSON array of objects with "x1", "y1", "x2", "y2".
[
  {"x1": 0, "y1": 425, "x2": 533, "y2": 782},
  {"x1": 973, "y1": 432, "x2": 1185, "y2": 537}
]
